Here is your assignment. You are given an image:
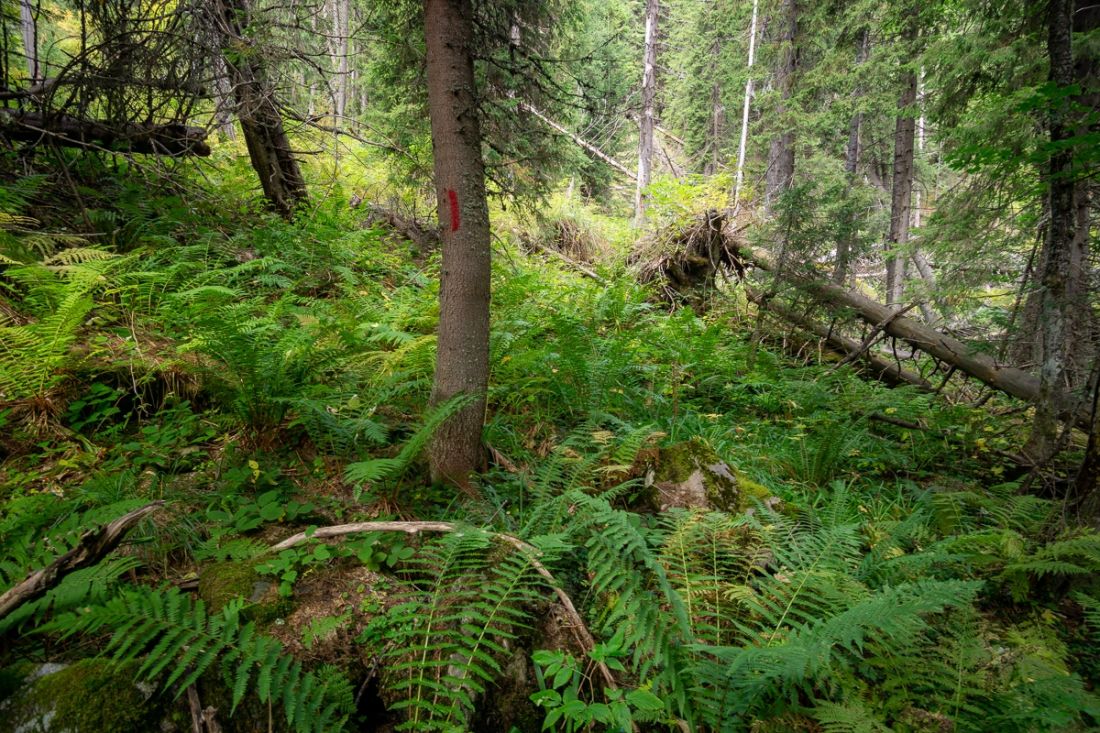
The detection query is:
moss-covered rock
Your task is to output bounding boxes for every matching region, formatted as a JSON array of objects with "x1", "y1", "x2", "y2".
[
  {"x1": 641, "y1": 438, "x2": 748, "y2": 513},
  {"x1": 198, "y1": 559, "x2": 289, "y2": 624},
  {"x1": 0, "y1": 660, "x2": 163, "y2": 733}
]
